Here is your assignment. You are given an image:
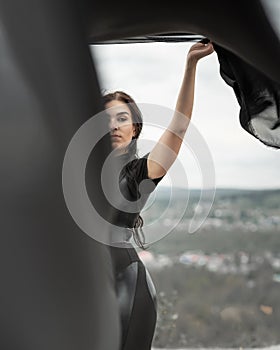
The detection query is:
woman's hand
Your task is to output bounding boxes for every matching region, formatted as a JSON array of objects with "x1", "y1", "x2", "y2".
[{"x1": 187, "y1": 41, "x2": 215, "y2": 66}]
